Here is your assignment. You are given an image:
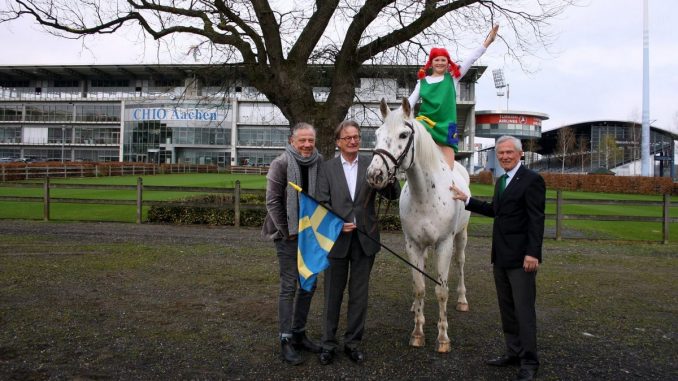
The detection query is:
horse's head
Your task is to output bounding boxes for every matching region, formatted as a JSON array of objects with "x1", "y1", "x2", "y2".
[{"x1": 366, "y1": 98, "x2": 416, "y2": 189}]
